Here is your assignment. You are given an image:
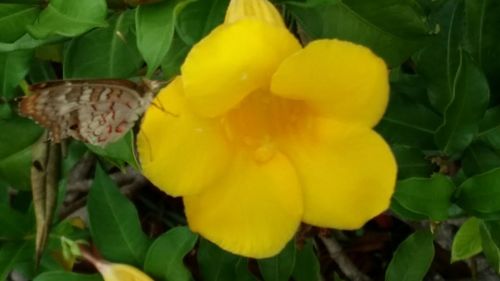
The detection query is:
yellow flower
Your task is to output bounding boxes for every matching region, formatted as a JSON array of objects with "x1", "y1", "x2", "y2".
[{"x1": 137, "y1": 0, "x2": 396, "y2": 258}]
